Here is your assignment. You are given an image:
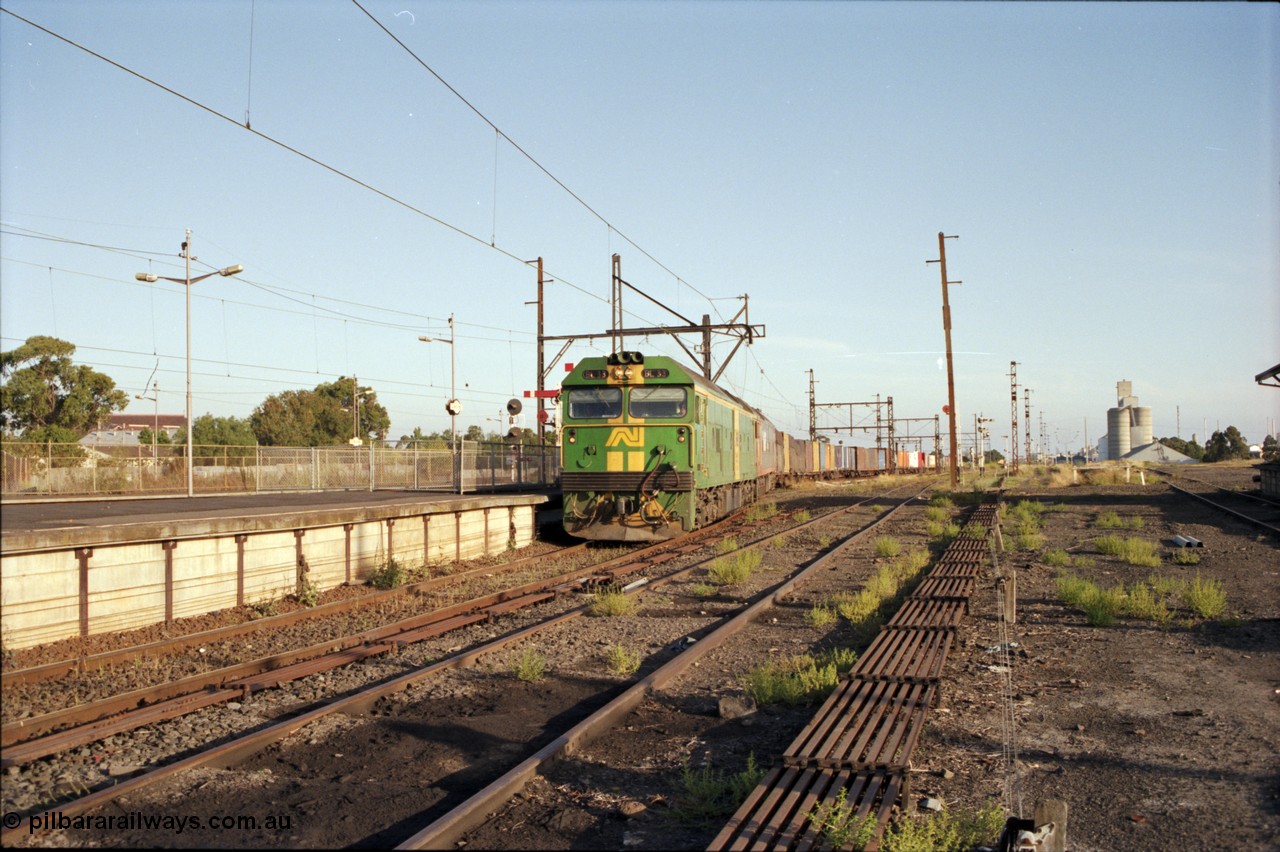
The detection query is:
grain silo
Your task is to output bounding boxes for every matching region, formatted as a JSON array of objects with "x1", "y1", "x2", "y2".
[
  {"x1": 1107, "y1": 406, "x2": 1132, "y2": 460},
  {"x1": 1103, "y1": 381, "x2": 1160, "y2": 461},
  {"x1": 1132, "y1": 406, "x2": 1154, "y2": 448}
]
